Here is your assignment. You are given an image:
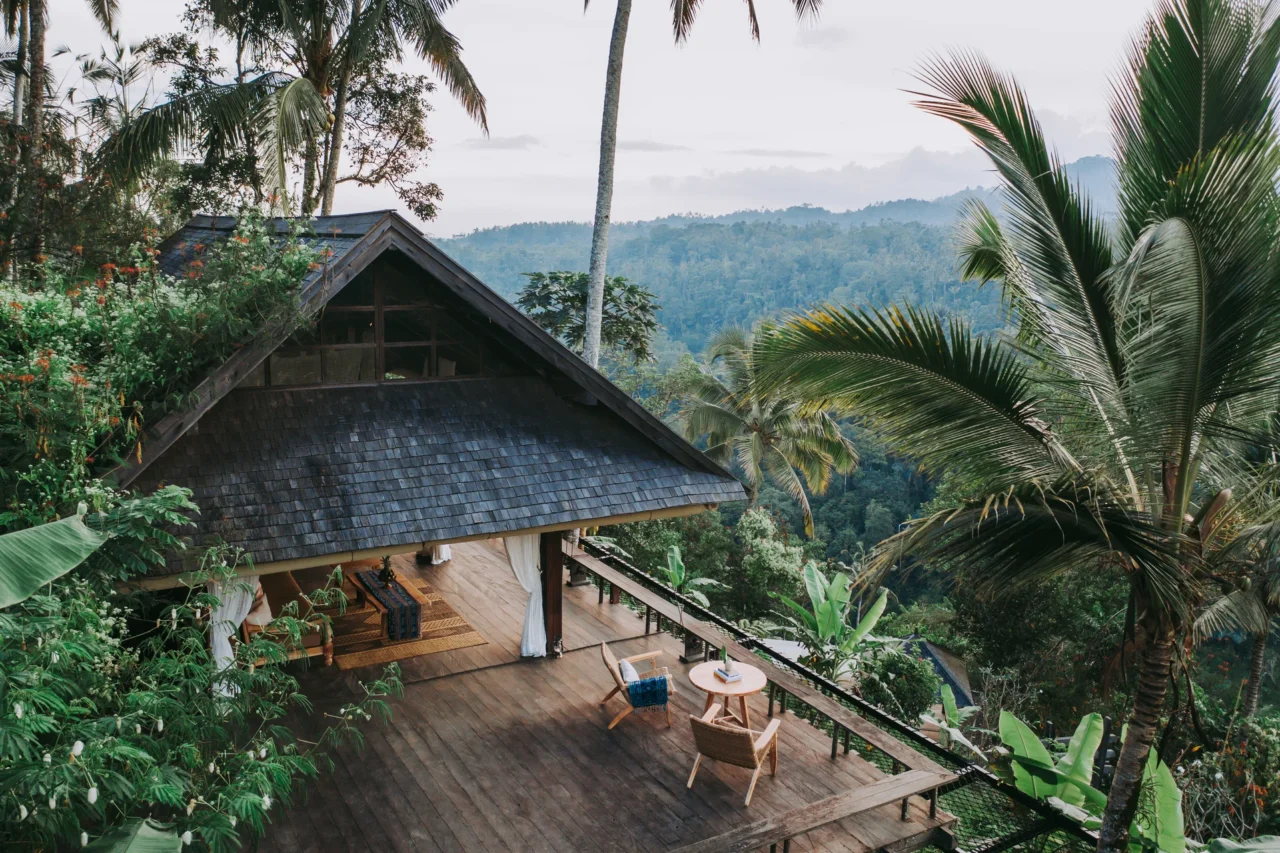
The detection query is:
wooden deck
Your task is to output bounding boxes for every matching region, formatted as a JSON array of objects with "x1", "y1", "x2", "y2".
[{"x1": 259, "y1": 540, "x2": 956, "y2": 853}]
